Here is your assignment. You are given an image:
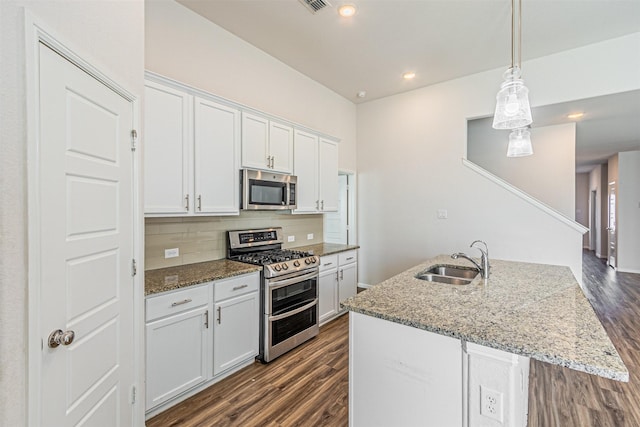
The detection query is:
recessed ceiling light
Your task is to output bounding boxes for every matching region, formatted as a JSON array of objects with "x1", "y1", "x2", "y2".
[
  {"x1": 403, "y1": 72, "x2": 416, "y2": 80},
  {"x1": 567, "y1": 112, "x2": 585, "y2": 119},
  {"x1": 338, "y1": 4, "x2": 357, "y2": 17},
  {"x1": 357, "y1": 91, "x2": 366, "y2": 98}
]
